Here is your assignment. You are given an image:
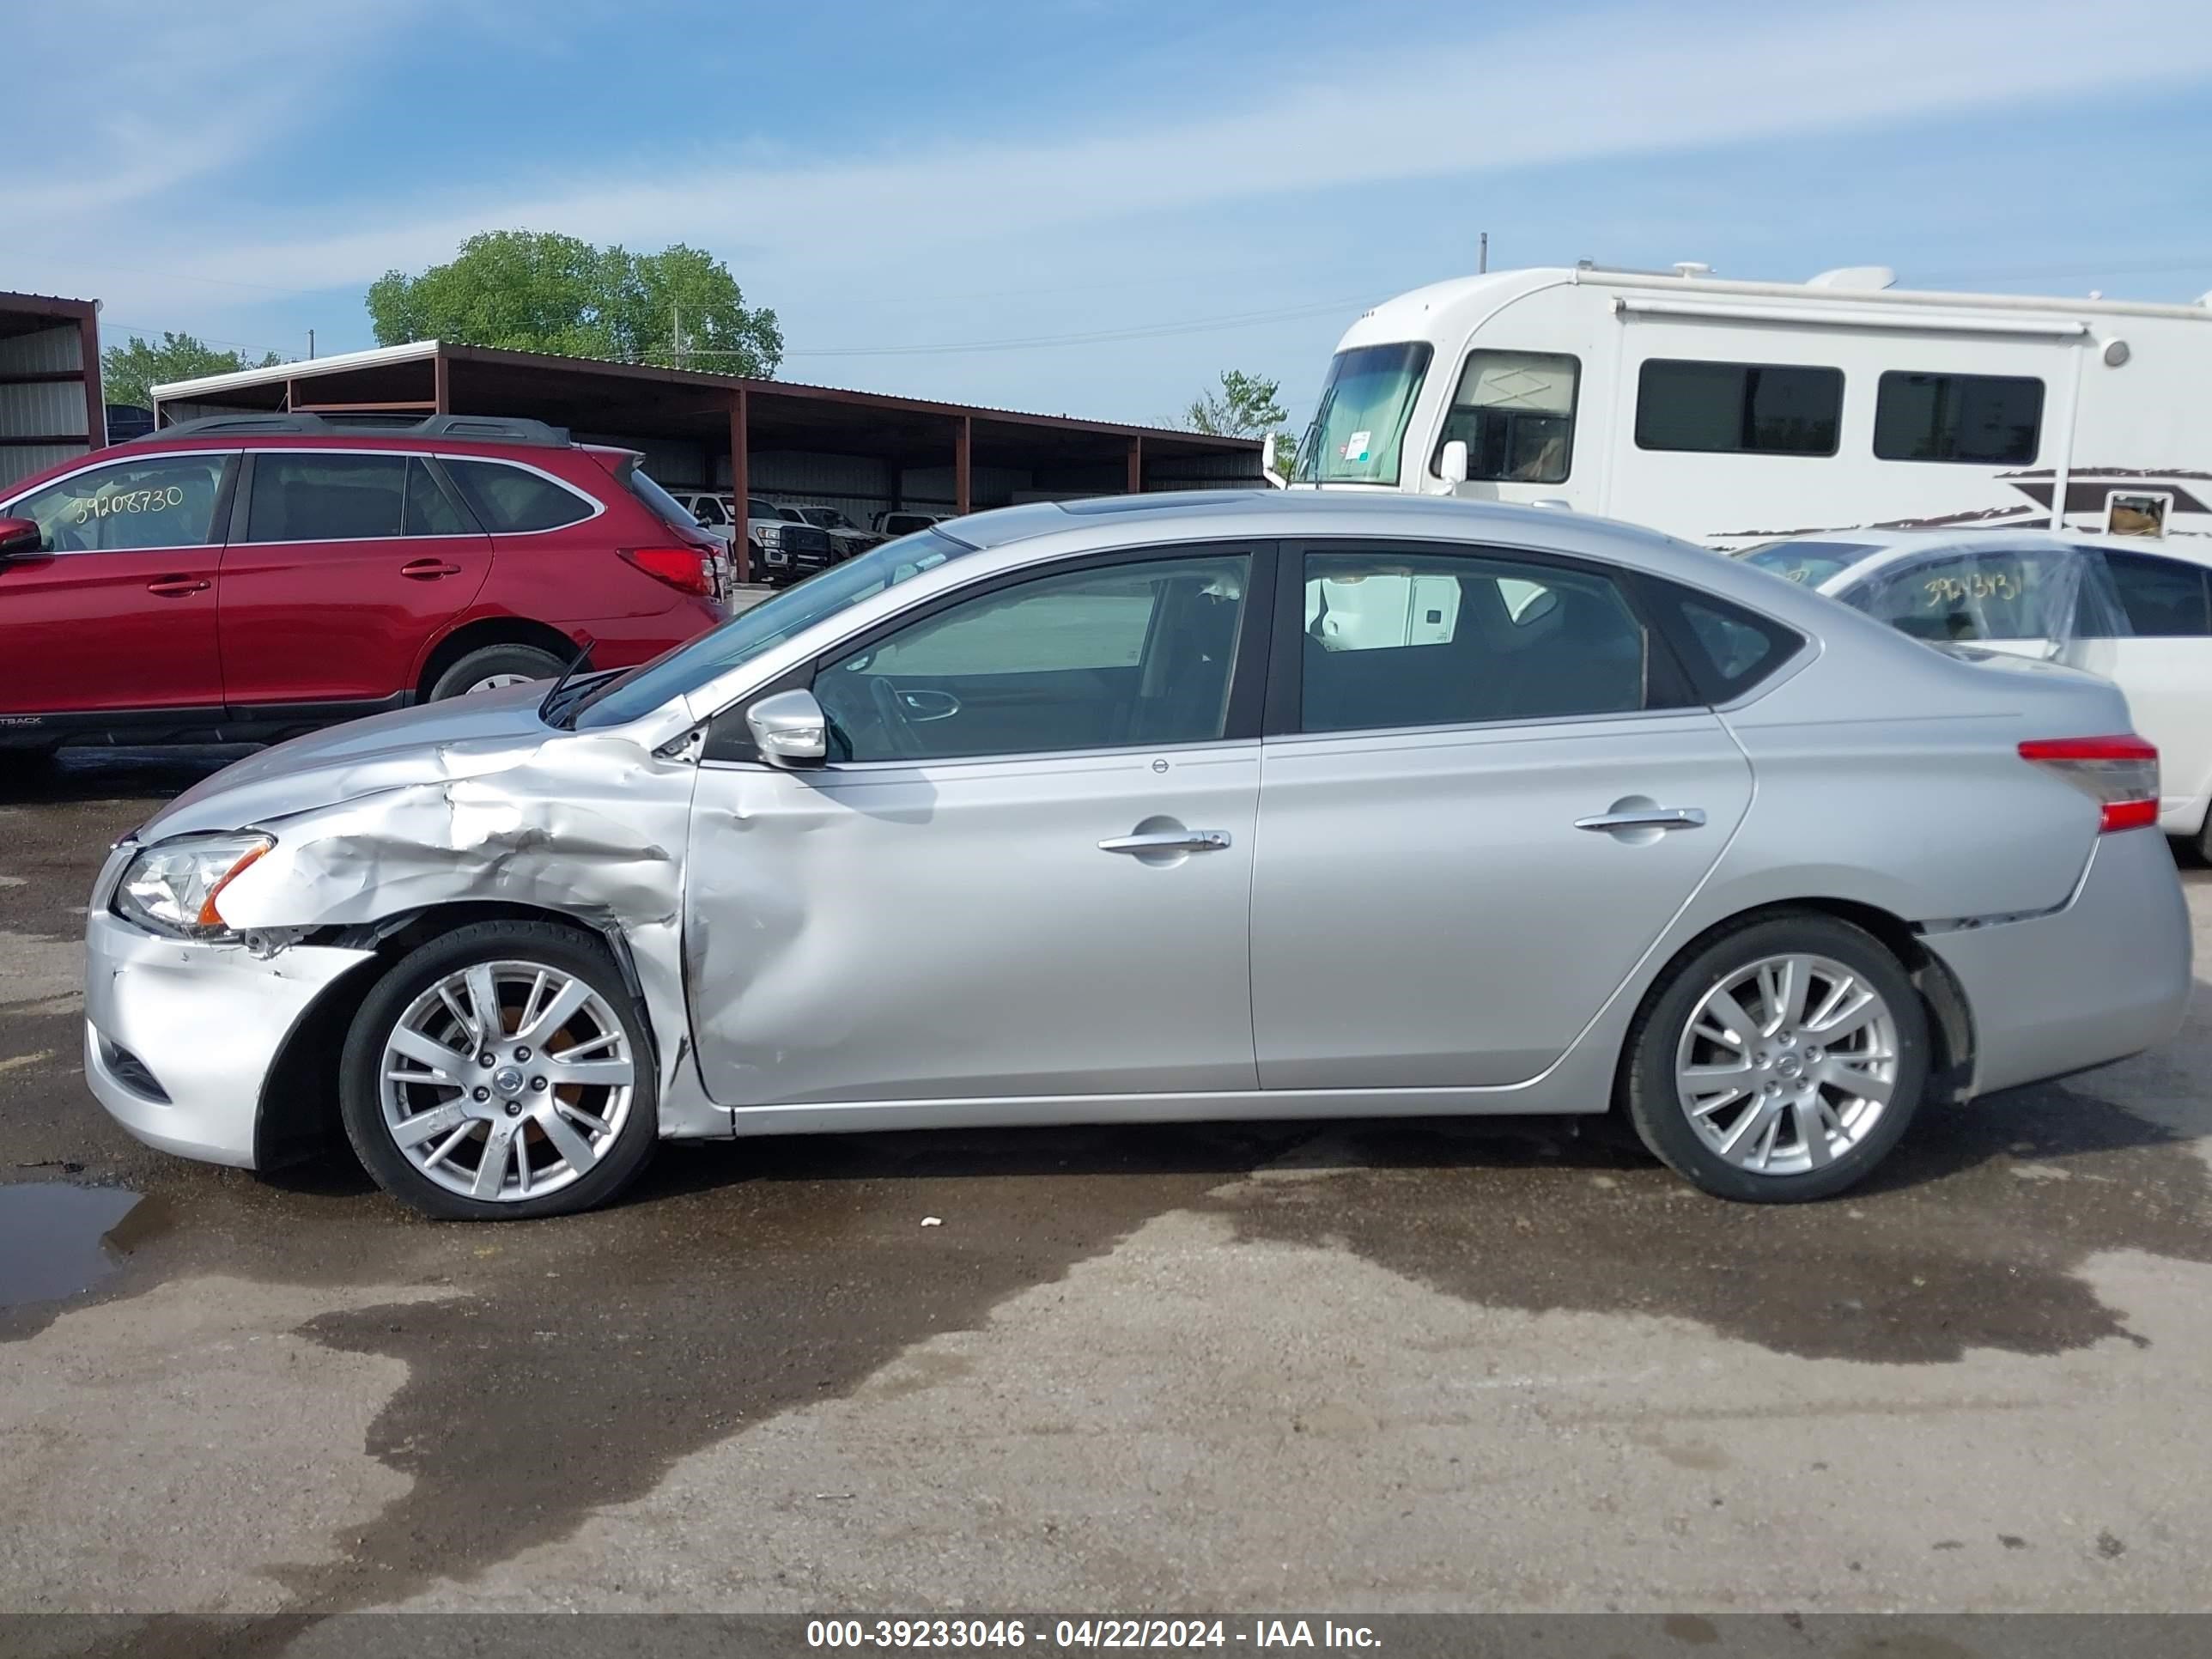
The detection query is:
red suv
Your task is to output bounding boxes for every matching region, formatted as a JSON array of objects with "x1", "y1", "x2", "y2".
[{"x1": 0, "y1": 413, "x2": 726, "y2": 757}]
